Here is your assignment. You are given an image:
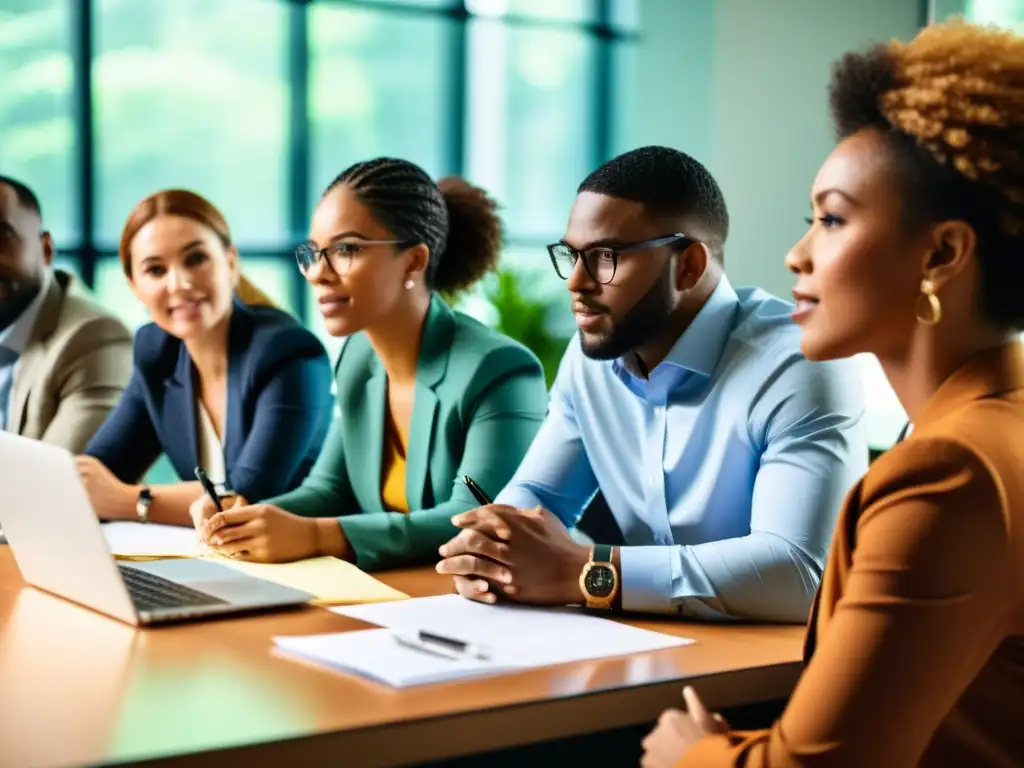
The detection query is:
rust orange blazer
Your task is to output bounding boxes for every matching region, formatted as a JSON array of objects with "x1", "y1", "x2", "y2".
[{"x1": 680, "y1": 343, "x2": 1024, "y2": 767}]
